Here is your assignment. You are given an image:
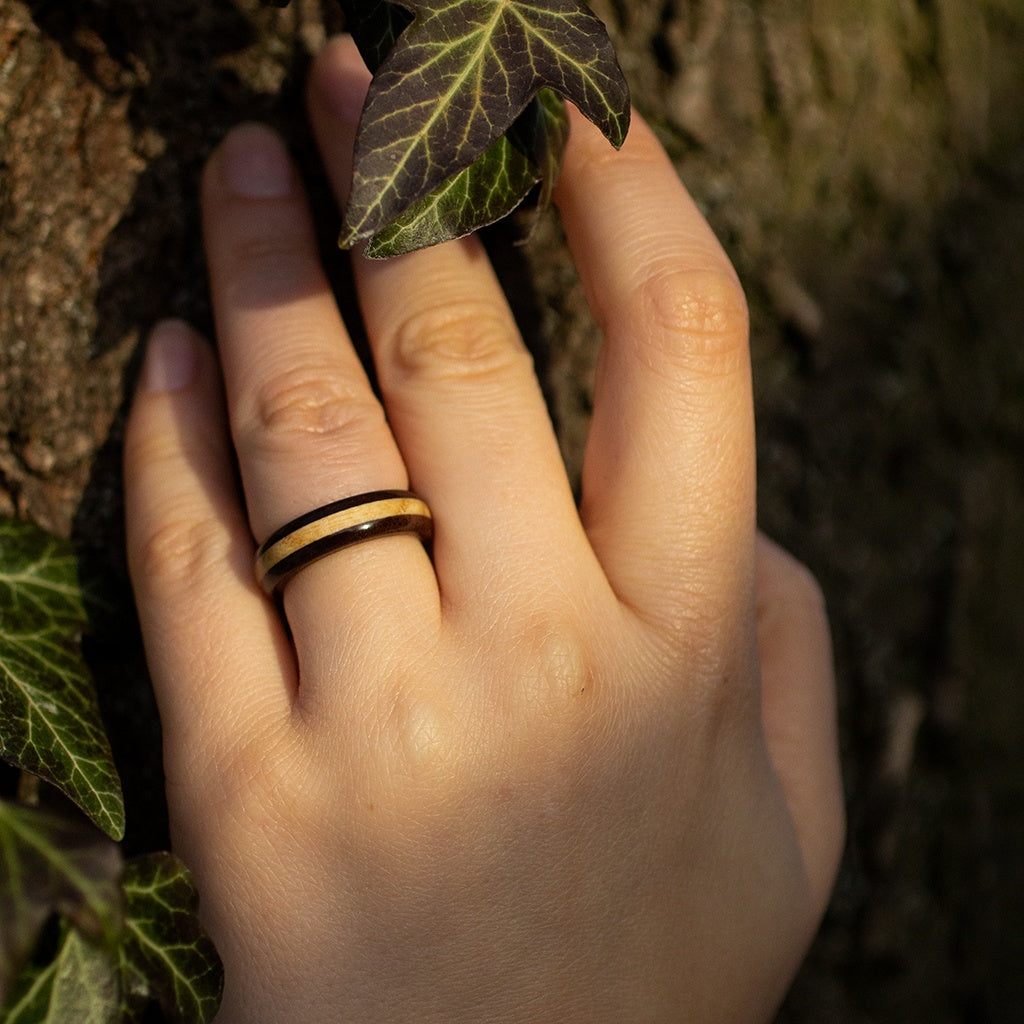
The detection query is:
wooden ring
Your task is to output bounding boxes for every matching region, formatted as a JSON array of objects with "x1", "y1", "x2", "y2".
[{"x1": 254, "y1": 490, "x2": 433, "y2": 595}]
